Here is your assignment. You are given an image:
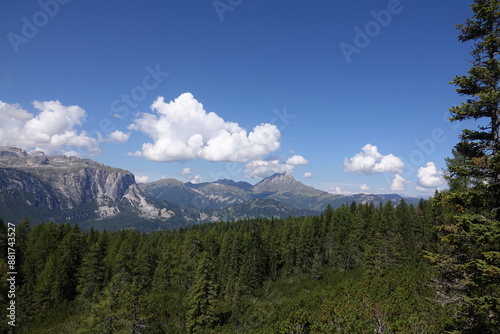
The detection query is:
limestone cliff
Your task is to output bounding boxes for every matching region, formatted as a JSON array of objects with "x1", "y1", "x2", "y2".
[{"x1": 0, "y1": 147, "x2": 156, "y2": 221}]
